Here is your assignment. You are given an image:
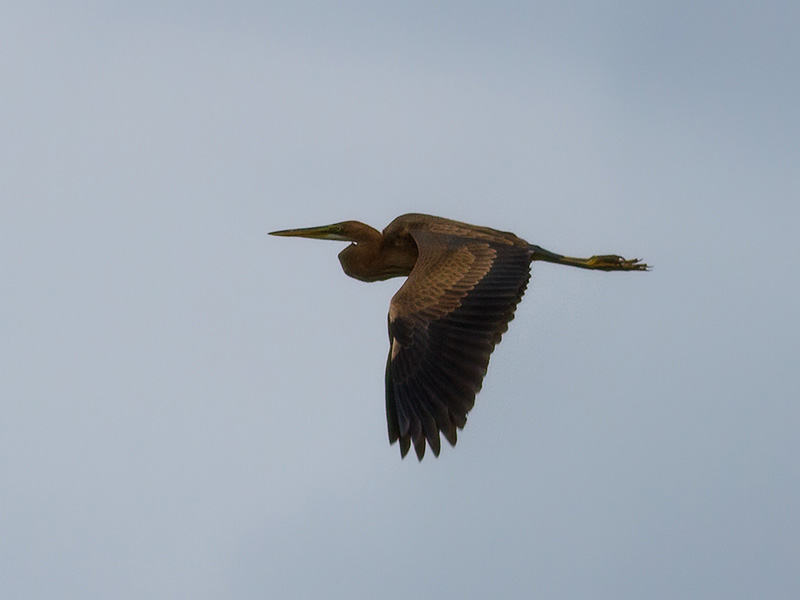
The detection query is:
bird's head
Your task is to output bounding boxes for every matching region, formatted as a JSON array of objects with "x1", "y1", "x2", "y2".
[
  {"x1": 270, "y1": 220, "x2": 392, "y2": 282},
  {"x1": 269, "y1": 221, "x2": 370, "y2": 243}
]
